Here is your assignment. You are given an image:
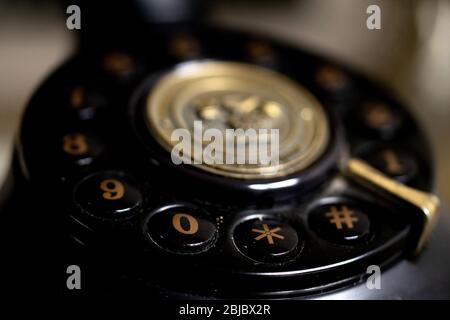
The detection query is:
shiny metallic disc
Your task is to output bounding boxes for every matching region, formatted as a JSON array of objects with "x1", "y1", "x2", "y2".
[{"x1": 145, "y1": 61, "x2": 329, "y2": 180}]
